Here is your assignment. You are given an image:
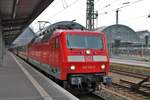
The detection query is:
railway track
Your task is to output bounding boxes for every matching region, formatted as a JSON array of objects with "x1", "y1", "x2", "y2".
[
  {"x1": 111, "y1": 68, "x2": 150, "y2": 79},
  {"x1": 111, "y1": 68, "x2": 150, "y2": 99},
  {"x1": 22, "y1": 55, "x2": 150, "y2": 100},
  {"x1": 76, "y1": 93, "x2": 104, "y2": 100}
]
